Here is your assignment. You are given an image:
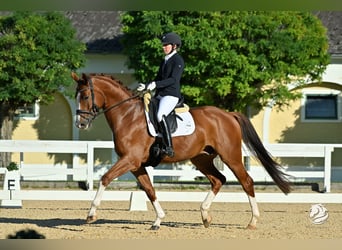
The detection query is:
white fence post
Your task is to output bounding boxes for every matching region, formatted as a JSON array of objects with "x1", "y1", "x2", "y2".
[
  {"x1": 146, "y1": 166, "x2": 154, "y2": 186},
  {"x1": 87, "y1": 143, "x2": 94, "y2": 191},
  {"x1": 324, "y1": 146, "x2": 334, "y2": 193}
]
